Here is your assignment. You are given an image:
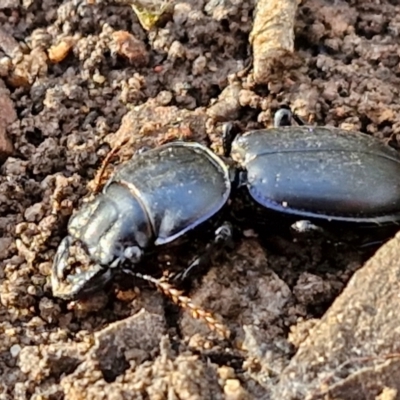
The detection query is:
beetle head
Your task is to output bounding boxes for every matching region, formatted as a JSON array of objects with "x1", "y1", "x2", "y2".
[{"x1": 51, "y1": 236, "x2": 113, "y2": 299}]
